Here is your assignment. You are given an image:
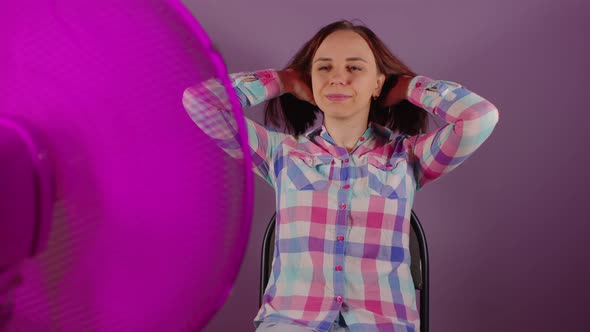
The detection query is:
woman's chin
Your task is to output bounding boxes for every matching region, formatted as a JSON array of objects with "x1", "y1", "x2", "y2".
[{"x1": 323, "y1": 112, "x2": 357, "y2": 121}]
